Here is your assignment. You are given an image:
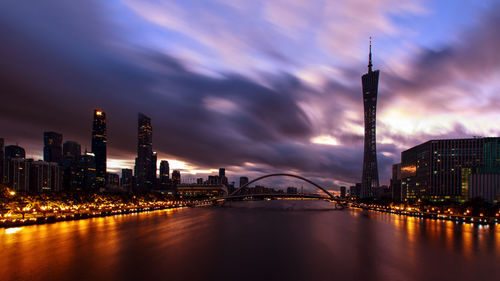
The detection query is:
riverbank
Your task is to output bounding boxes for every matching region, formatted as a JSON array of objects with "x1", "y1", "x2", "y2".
[
  {"x1": 350, "y1": 203, "x2": 500, "y2": 225},
  {"x1": 0, "y1": 203, "x2": 187, "y2": 228}
]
